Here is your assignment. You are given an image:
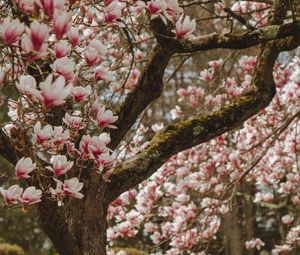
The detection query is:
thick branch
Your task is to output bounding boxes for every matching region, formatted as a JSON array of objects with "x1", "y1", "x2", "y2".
[
  {"x1": 108, "y1": 18, "x2": 178, "y2": 150},
  {"x1": 38, "y1": 199, "x2": 81, "y2": 255},
  {"x1": 109, "y1": 45, "x2": 173, "y2": 149},
  {"x1": 171, "y1": 22, "x2": 300, "y2": 53}
]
